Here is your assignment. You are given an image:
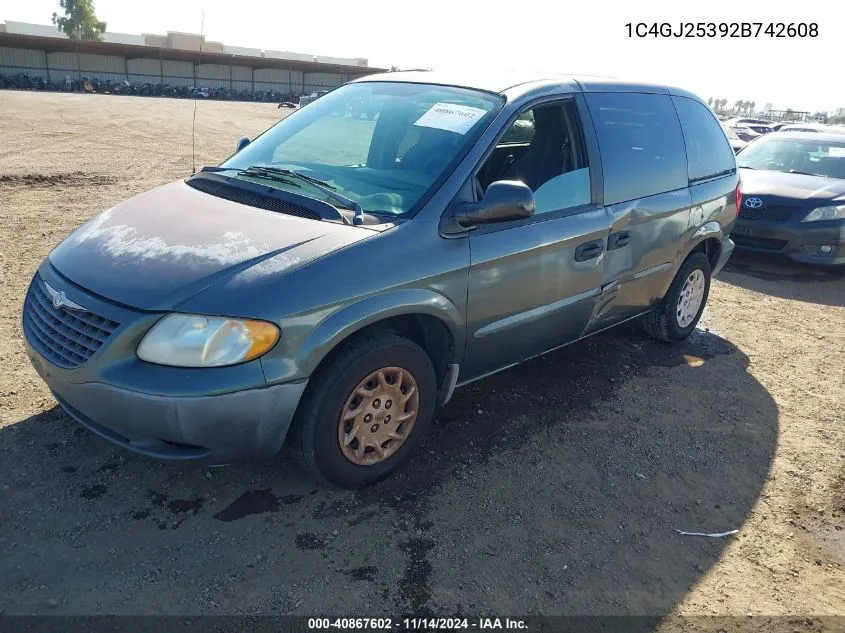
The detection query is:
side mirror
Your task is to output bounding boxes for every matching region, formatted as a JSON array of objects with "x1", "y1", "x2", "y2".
[
  {"x1": 236, "y1": 136, "x2": 250, "y2": 152},
  {"x1": 457, "y1": 180, "x2": 535, "y2": 227}
]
